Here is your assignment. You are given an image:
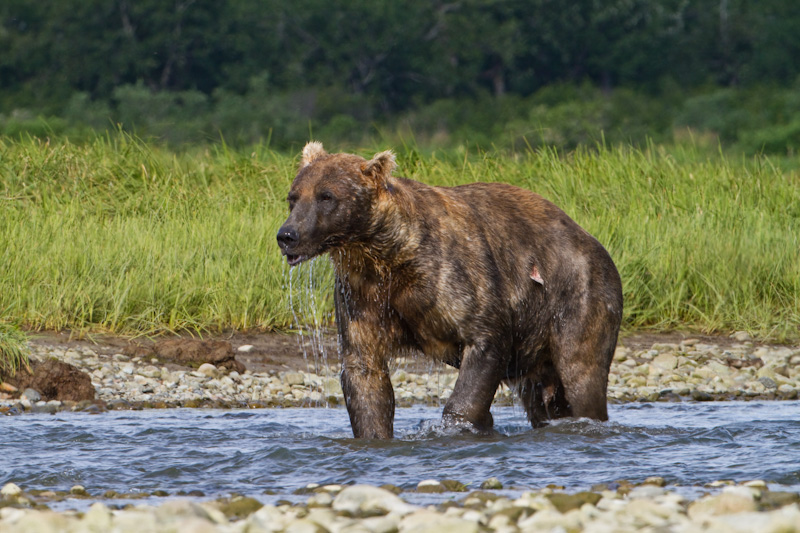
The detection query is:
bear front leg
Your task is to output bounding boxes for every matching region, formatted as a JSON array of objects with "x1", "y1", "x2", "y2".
[
  {"x1": 442, "y1": 344, "x2": 504, "y2": 433},
  {"x1": 333, "y1": 276, "x2": 398, "y2": 438},
  {"x1": 340, "y1": 351, "x2": 395, "y2": 439}
]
